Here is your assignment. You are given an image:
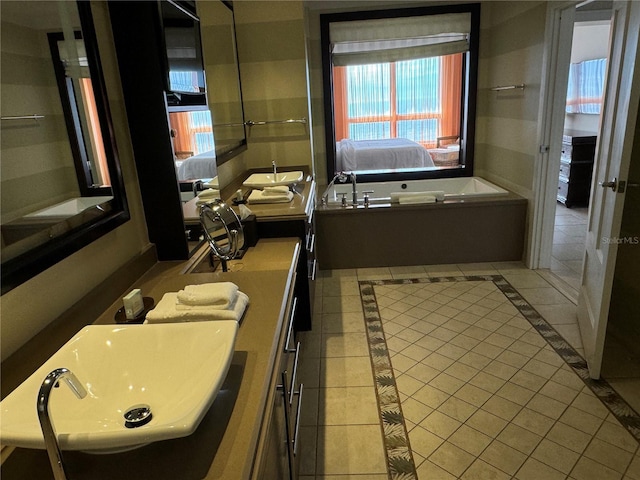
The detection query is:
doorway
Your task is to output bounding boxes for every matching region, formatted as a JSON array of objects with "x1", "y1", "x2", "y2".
[{"x1": 549, "y1": 5, "x2": 612, "y2": 295}]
